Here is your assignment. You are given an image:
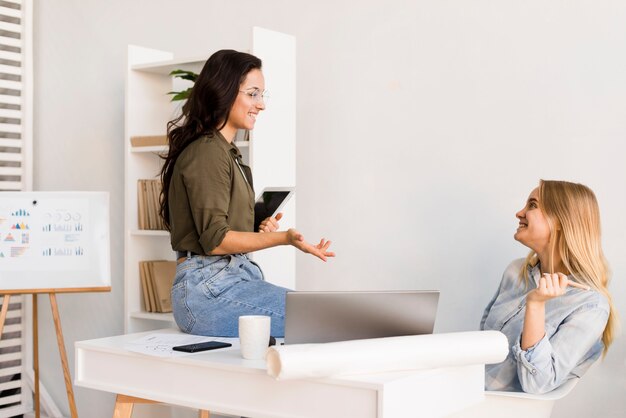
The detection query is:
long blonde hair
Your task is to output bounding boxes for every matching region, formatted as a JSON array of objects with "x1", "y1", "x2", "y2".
[{"x1": 521, "y1": 179, "x2": 617, "y2": 355}]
